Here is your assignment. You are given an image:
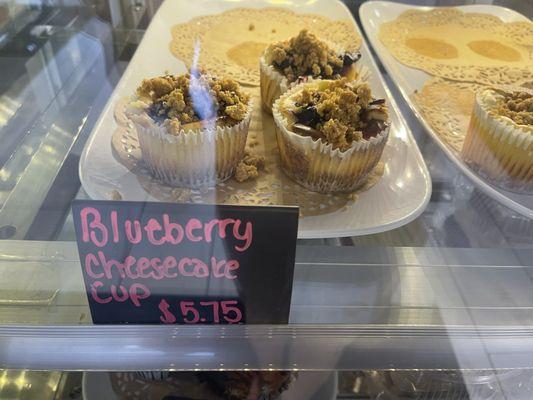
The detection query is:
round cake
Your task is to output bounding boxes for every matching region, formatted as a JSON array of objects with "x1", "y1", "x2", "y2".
[
  {"x1": 461, "y1": 86, "x2": 532, "y2": 193},
  {"x1": 126, "y1": 71, "x2": 252, "y2": 188},
  {"x1": 260, "y1": 29, "x2": 366, "y2": 114},
  {"x1": 272, "y1": 78, "x2": 389, "y2": 193}
]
